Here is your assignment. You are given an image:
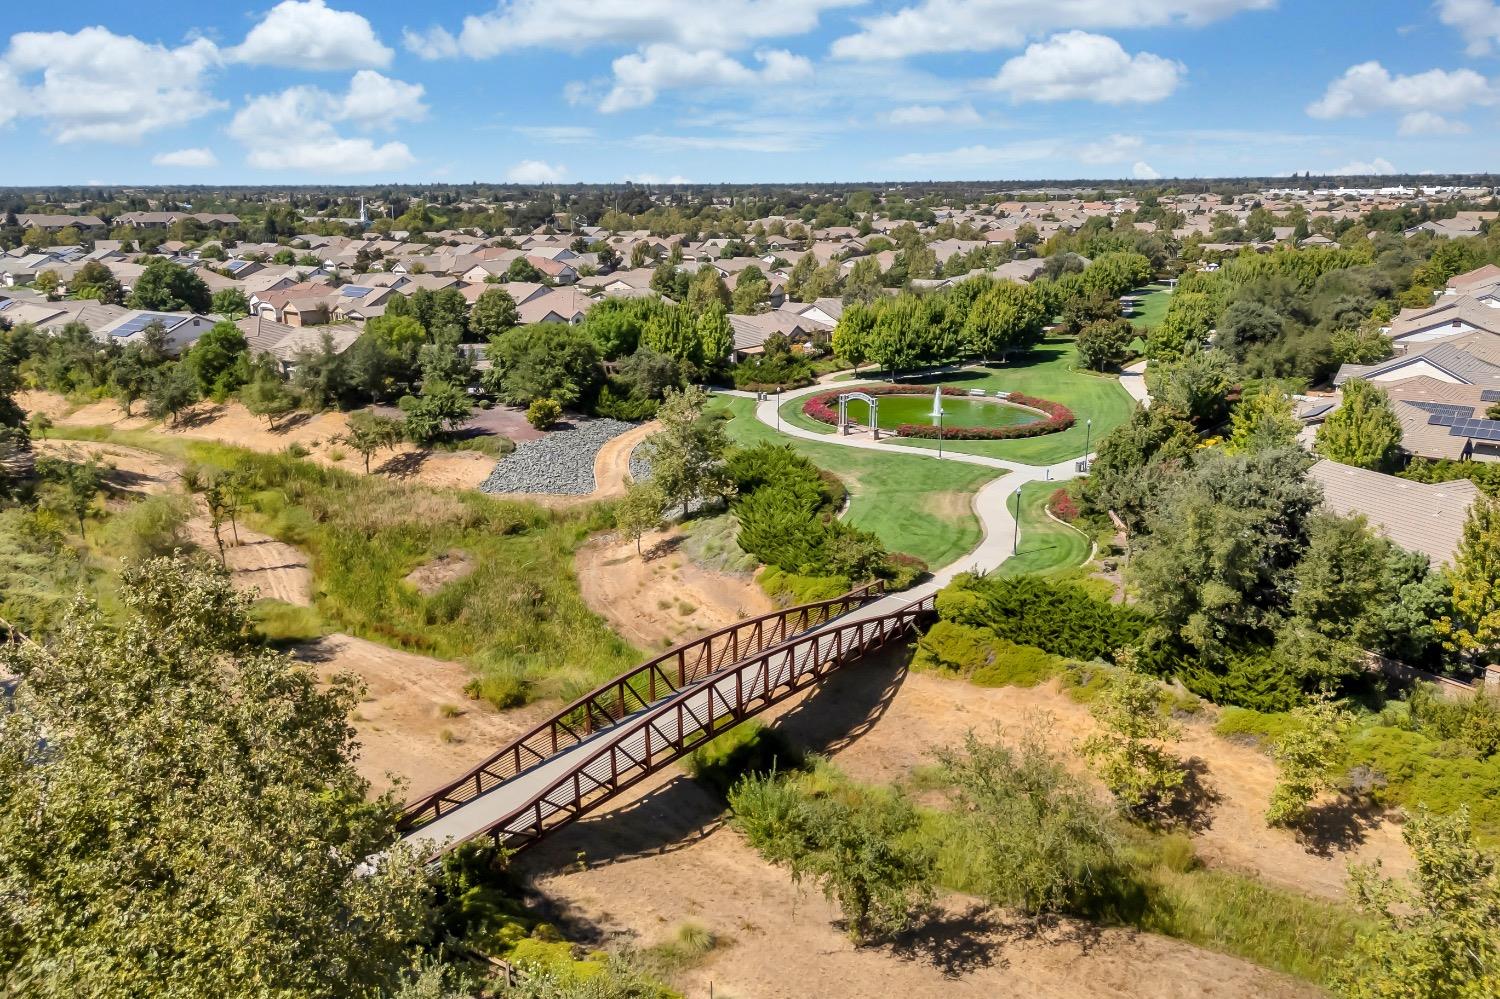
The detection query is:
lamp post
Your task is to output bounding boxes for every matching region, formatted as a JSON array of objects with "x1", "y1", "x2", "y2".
[
  {"x1": 1083, "y1": 418, "x2": 1093, "y2": 472},
  {"x1": 1011, "y1": 486, "x2": 1022, "y2": 555},
  {"x1": 776, "y1": 385, "x2": 782, "y2": 432}
]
